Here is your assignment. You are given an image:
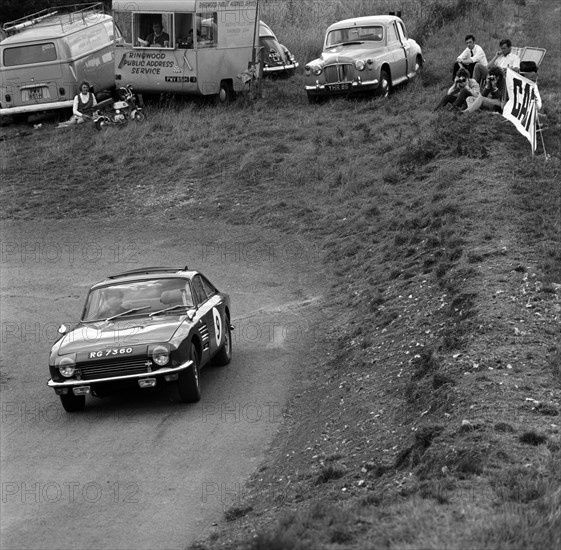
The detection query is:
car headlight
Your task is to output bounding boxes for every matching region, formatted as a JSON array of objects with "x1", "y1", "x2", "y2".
[
  {"x1": 151, "y1": 345, "x2": 170, "y2": 366},
  {"x1": 312, "y1": 66, "x2": 323, "y2": 76},
  {"x1": 355, "y1": 60, "x2": 366, "y2": 71},
  {"x1": 58, "y1": 355, "x2": 76, "y2": 378}
]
